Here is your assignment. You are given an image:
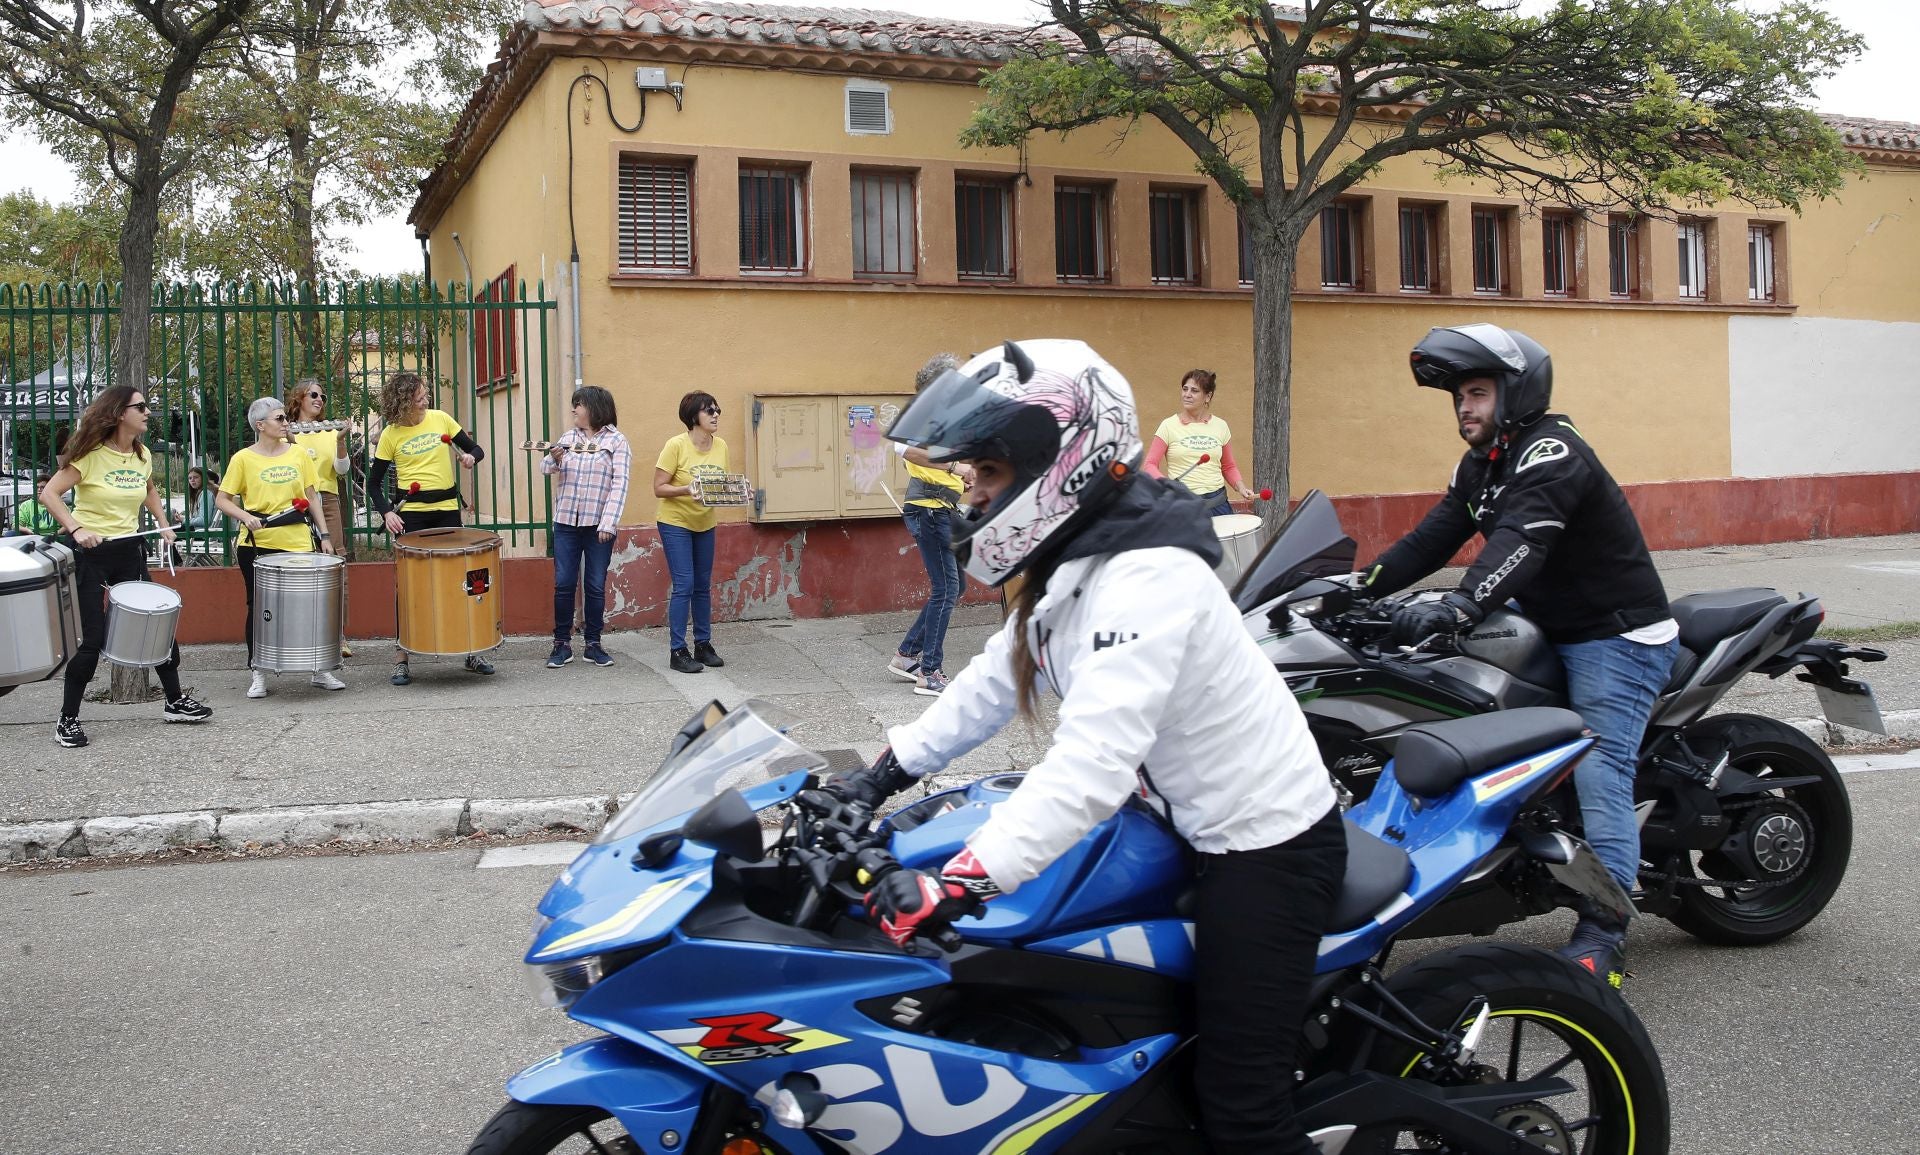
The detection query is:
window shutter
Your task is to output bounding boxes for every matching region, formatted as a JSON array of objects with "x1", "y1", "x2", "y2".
[
  {"x1": 846, "y1": 86, "x2": 891, "y2": 135},
  {"x1": 618, "y1": 158, "x2": 692, "y2": 273}
]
